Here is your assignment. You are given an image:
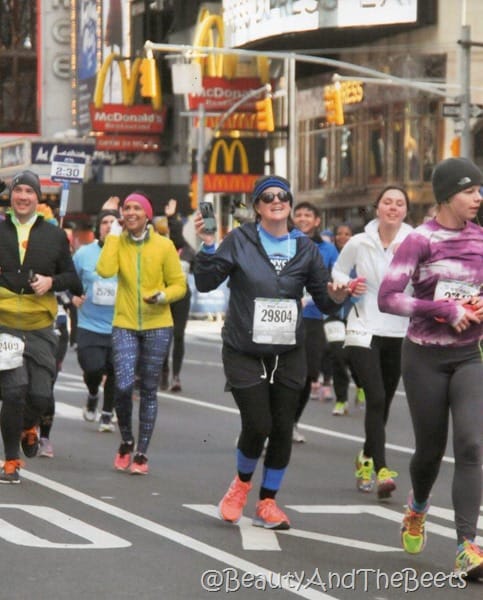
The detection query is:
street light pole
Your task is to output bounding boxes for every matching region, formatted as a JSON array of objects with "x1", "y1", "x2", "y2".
[
  {"x1": 459, "y1": 24, "x2": 472, "y2": 158},
  {"x1": 196, "y1": 103, "x2": 206, "y2": 205}
]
